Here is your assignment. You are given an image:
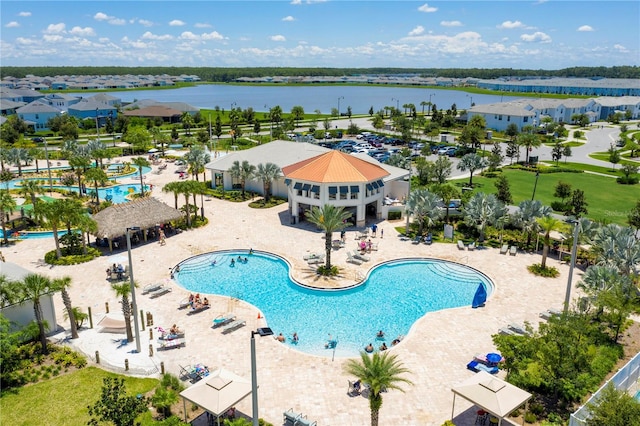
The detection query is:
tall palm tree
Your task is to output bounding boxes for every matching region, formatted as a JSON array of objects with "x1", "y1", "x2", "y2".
[
  {"x1": 162, "y1": 181, "x2": 181, "y2": 210},
  {"x1": 406, "y1": 189, "x2": 442, "y2": 236},
  {"x1": 18, "y1": 273, "x2": 57, "y2": 354},
  {"x1": 68, "y1": 154, "x2": 91, "y2": 196},
  {"x1": 7, "y1": 148, "x2": 30, "y2": 177},
  {"x1": 181, "y1": 112, "x2": 195, "y2": 136},
  {"x1": 536, "y1": 216, "x2": 566, "y2": 269},
  {"x1": 132, "y1": 157, "x2": 150, "y2": 196},
  {"x1": 77, "y1": 213, "x2": 98, "y2": 254},
  {"x1": 305, "y1": 204, "x2": 351, "y2": 271},
  {"x1": 0, "y1": 190, "x2": 17, "y2": 245},
  {"x1": 516, "y1": 132, "x2": 541, "y2": 164},
  {"x1": 254, "y1": 162, "x2": 282, "y2": 203},
  {"x1": 228, "y1": 160, "x2": 255, "y2": 198},
  {"x1": 40, "y1": 199, "x2": 66, "y2": 258},
  {"x1": 432, "y1": 183, "x2": 460, "y2": 223},
  {"x1": 86, "y1": 139, "x2": 108, "y2": 169},
  {"x1": 112, "y1": 282, "x2": 135, "y2": 343},
  {"x1": 184, "y1": 144, "x2": 211, "y2": 181},
  {"x1": 463, "y1": 192, "x2": 502, "y2": 242},
  {"x1": 178, "y1": 180, "x2": 195, "y2": 228},
  {"x1": 19, "y1": 179, "x2": 42, "y2": 209},
  {"x1": 53, "y1": 276, "x2": 78, "y2": 339},
  {"x1": 344, "y1": 352, "x2": 413, "y2": 426},
  {"x1": 85, "y1": 167, "x2": 108, "y2": 204},
  {"x1": 456, "y1": 153, "x2": 488, "y2": 186}
]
